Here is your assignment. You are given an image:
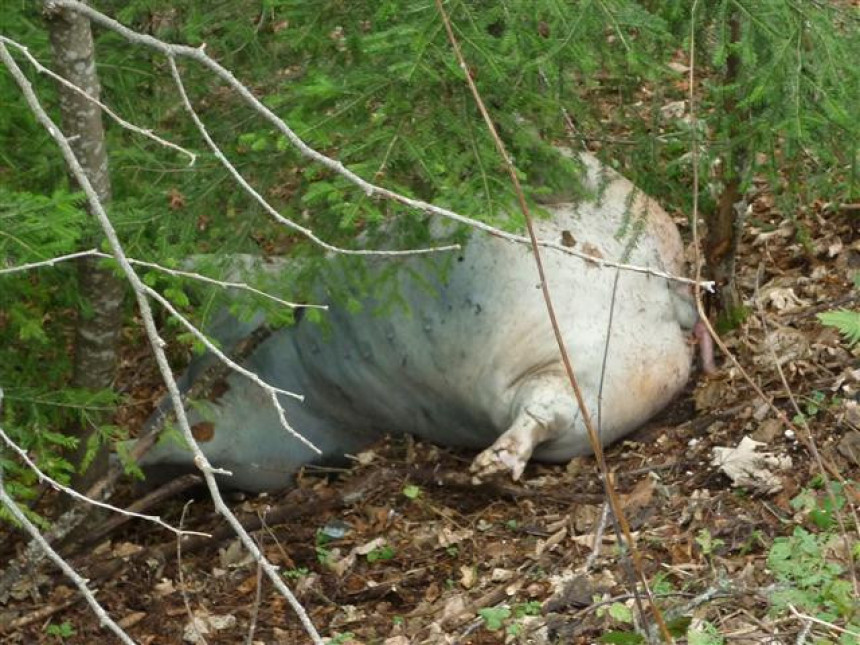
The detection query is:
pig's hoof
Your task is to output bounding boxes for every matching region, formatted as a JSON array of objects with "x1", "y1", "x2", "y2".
[{"x1": 470, "y1": 438, "x2": 528, "y2": 483}]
